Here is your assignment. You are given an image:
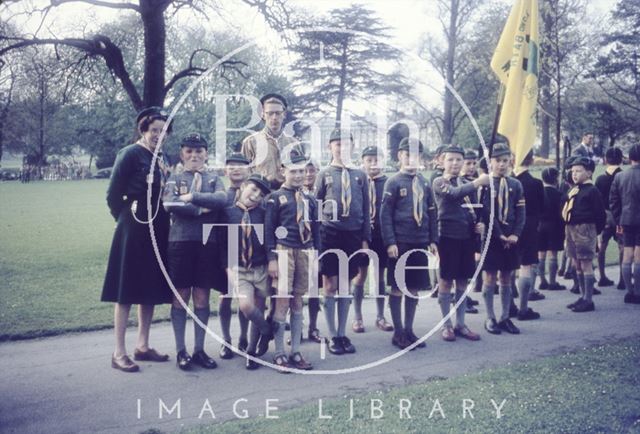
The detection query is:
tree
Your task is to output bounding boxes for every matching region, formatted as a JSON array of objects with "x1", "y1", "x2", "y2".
[
  {"x1": 0, "y1": 0, "x2": 291, "y2": 111},
  {"x1": 593, "y1": 0, "x2": 640, "y2": 115},
  {"x1": 288, "y1": 4, "x2": 403, "y2": 127}
]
